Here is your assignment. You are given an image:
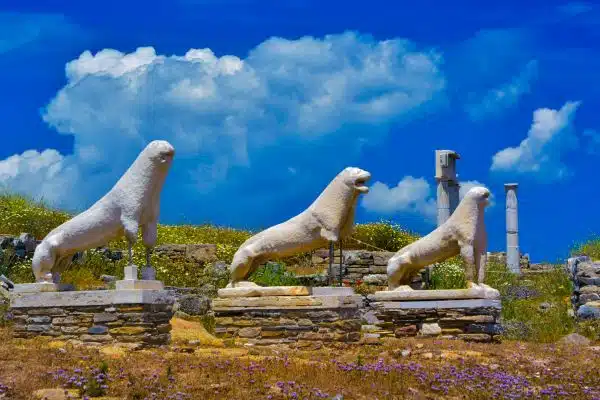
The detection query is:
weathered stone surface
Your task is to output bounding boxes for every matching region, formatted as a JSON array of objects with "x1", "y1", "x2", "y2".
[
  {"x1": 27, "y1": 316, "x2": 51, "y2": 324},
  {"x1": 580, "y1": 293, "x2": 600, "y2": 304},
  {"x1": 93, "y1": 313, "x2": 119, "y2": 323},
  {"x1": 12, "y1": 282, "x2": 59, "y2": 293},
  {"x1": 310, "y1": 287, "x2": 355, "y2": 296},
  {"x1": 110, "y1": 326, "x2": 148, "y2": 335},
  {"x1": 238, "y1": 327, "x2": 261, "y2": 338},
  {"x1": 395, "y1": 325, "x2": 417, "y2": 337},
  {"x1": 363, "y1": 274, "x2": 387, "y2": 285},
  {"x1": 80, "y1": 334, "x2": 113, "y2": 342},
  {"x1": 88, "y1": 325, "x2": 109, "y2": 335},
  {"x1": 558, "y1": 333, "x2": 591, "y2": 346},
  {"x1": 28, "y1": 308, "x2": 66, "y2": 316},
  {"x1": 27, "y1": 324, "x2": 51, "y2": 332},
  {"x1": 372, "y1": 284, "x2": 500, "y2": 301},
  {"x1": 156, "y1": 324, "x2": 172, "y2": 333},
  {"x1": 8, "y1": 289, "x2": 173, "y2": 347},
  {"x1": 10, "y1": 289, "x2": 175, "y2": 308},
  {"x1": 218, "y1": 286, "x2": 310, "y2": 298},
  {"x1": 53, "y1": 316, "x2": 88, "y2": 325},
  {"x1": 457, "y1": 334, "x2": 492, "y2": 343},
  {"x1": 115, "y1": 279, "x2": 164, "y2": 290},
  {"x1": 580, "y1": 286, "x2": 600, "y2": 294},
  {"x1": 155, "y1": 243, "x2": 217, "y2": 264},
  {"x1": 177, "y1": 294, "x2": 211, "y2": 315},
  {"x1": 373, "y1": 299, "x2": 502, "y2": 310},
  {"x1": 61, "y1": 326, "x2": 87, "y2": 334},
  {"x1": 577, "y1": 303, "x2": 600, "y2": 319},
  {"x1": 213, "y1": 296, "x2": 322, "y2": 308},
  {"x1": 420, "y1": 323, "x2": 442, "y2": 336}
]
